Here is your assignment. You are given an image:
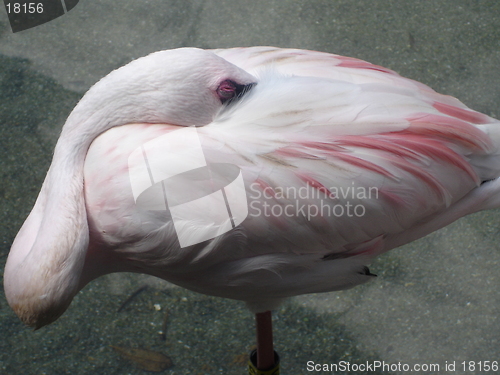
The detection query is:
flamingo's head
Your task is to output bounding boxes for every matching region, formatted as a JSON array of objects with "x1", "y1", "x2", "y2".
[{"x1": 65, "y1": 48, "x2": 257, "y2": 138}]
